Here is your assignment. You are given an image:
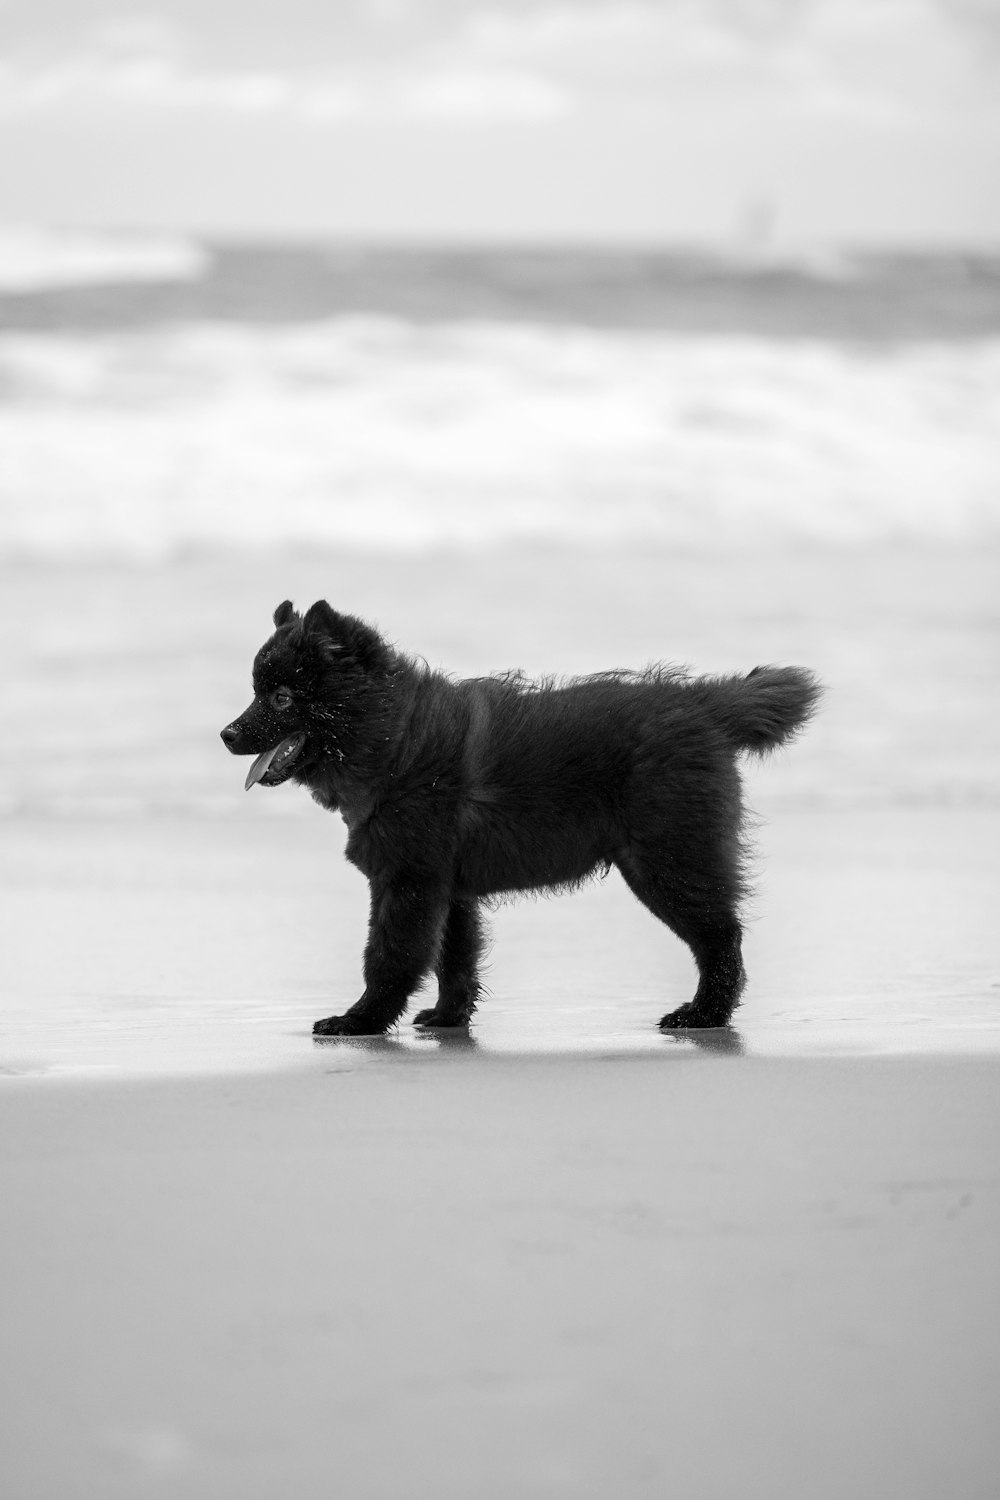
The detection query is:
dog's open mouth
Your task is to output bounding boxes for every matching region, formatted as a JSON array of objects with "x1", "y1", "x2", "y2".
[{"x1": 244, "y1": 733, "x2": 308, "y2": 790}]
